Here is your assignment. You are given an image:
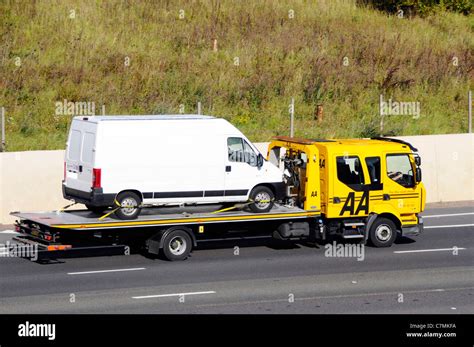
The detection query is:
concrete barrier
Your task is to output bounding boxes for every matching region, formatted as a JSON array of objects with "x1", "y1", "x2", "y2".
[{"x1": 1, "y1": 134, "x2": 473, "y2": 224}]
